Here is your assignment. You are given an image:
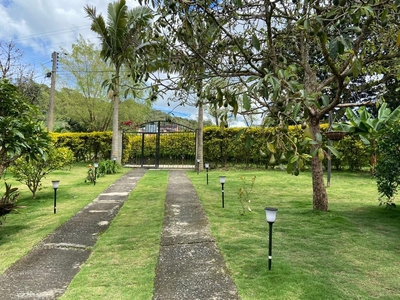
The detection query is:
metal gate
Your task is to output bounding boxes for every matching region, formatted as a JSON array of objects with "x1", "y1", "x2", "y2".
[{"x1": 122, "y1": 120, "x2": 197, "y2": 169}]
